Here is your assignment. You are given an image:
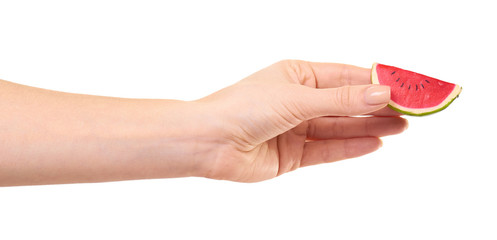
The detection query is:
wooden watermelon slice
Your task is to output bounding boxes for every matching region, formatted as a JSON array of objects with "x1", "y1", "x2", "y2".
[{"x1": 371, "y1": 63, "x2": 462, "y2": 116}]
